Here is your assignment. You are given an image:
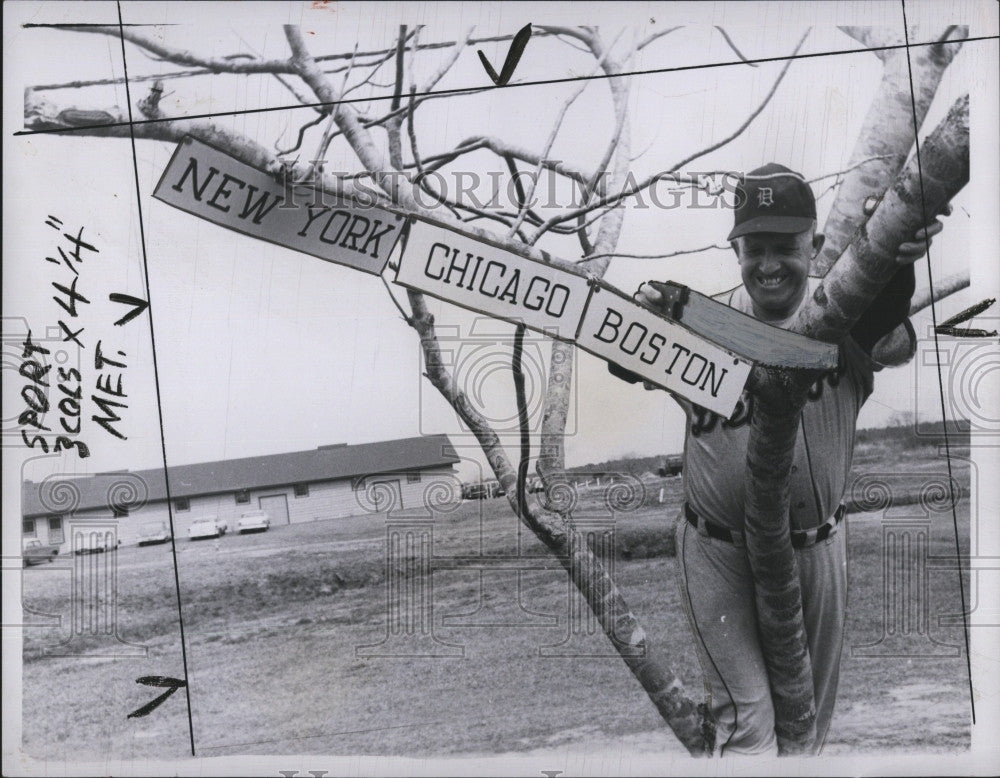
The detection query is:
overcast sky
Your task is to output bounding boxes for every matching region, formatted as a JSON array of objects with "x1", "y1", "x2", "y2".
[{"x1": 4, "y1": 1, "x2": 998, "y2": 487}]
